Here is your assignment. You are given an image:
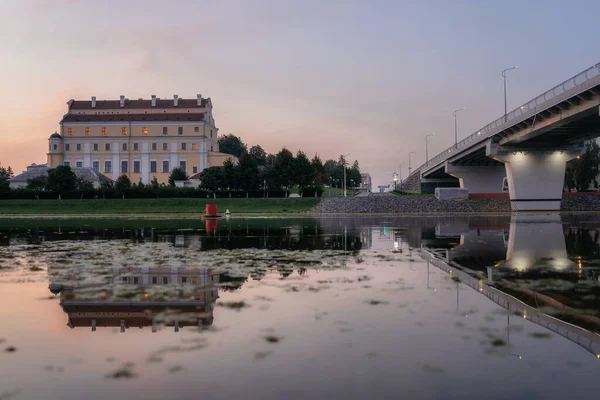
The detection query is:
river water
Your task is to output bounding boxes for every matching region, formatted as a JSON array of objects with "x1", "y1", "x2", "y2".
[{"x1": 0, "y1": 215, "x2": 599, "y2": 399}]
